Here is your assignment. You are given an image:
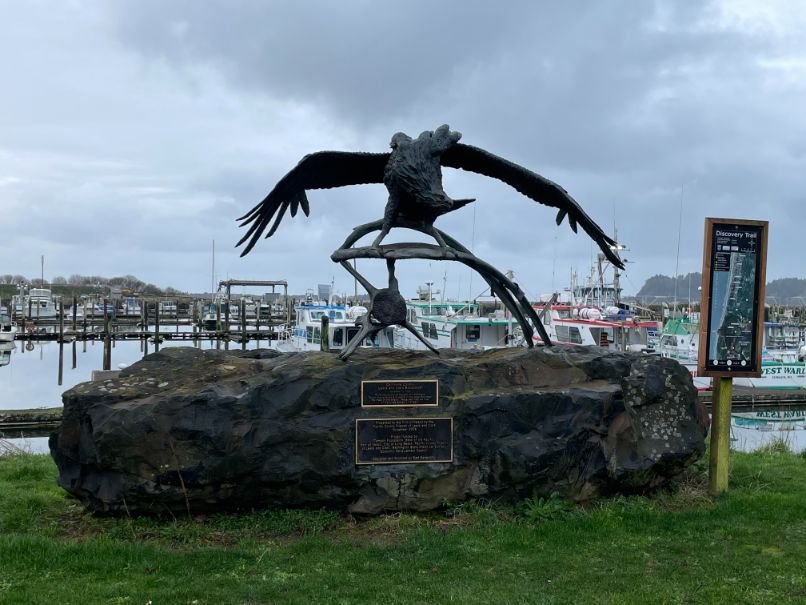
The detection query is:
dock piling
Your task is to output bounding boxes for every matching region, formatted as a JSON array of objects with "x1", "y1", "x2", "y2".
[
  {"x1": 154, "y1": 302, "x2": 160, "y2": 353},
  {"x1": 241, "y1": 298, "x2": 247, "y2": 351},
  {"x1": 321, "y1": 315, "x2": 330, "y2": 352},
  {"x1": 102, "y1": 300, "x2": 112, "y2": 371}
]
